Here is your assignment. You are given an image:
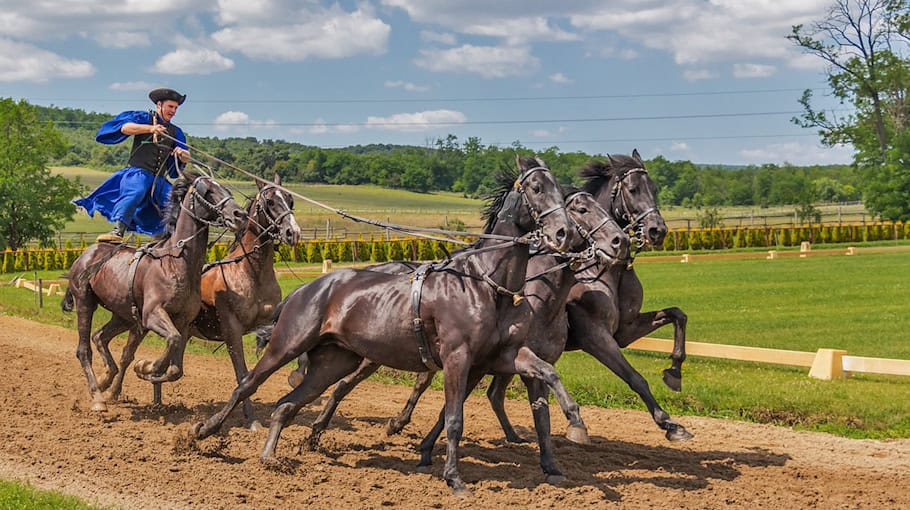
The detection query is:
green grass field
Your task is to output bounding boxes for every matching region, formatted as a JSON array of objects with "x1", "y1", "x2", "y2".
[
  {"x1": 4, "y1": 248, "x2": 908, "y2": 439},
  {"x1": 0, "y1": 480, "x2": 105, "y2": 510}
]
